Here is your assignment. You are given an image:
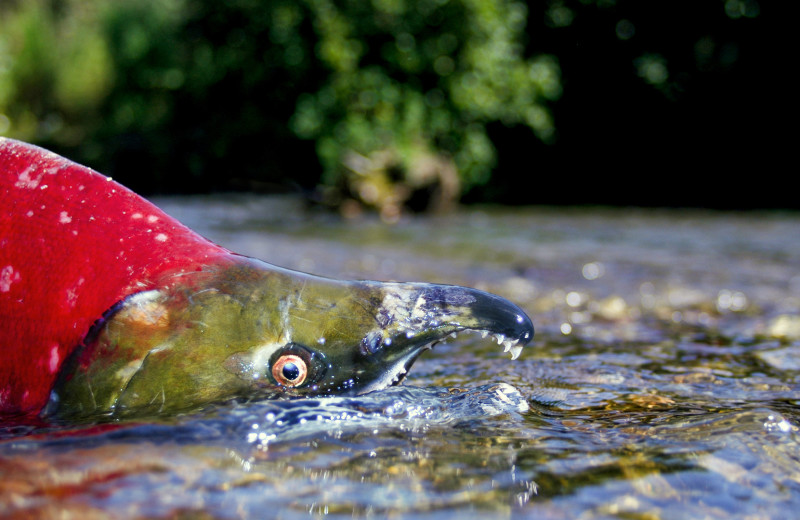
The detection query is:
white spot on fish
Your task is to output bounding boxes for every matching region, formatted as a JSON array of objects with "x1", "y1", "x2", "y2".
[
  {"x1": 411, "y1": 295, "x2": 430, "y2": 322},
  {"x1": 65, "y1": 277, "x2": 85, "y2": 307},
  {"x1": 14, "y1": 166, "x2": 42, "y2": 189},
  {"x1": 155, "y1": 233, "x2": 168, "y2": 242},
  {"x1": 132, "y1": 213, "x2": 143, "y2": 219},
  {"x1": 49, "y1": 345, "x2": 61, "y2": 373},
  {"x1": 379, "y1": 289, "x2": 416, "y2": 329},
  {"x1": 0, "y1": 265, "x2": 21, "y2": 292},
  {"x1": 59, "y1": 211, "x2": 72, "y2": 224},
  {"x1": 26, "y1": 210, "x2": 34, "y2": 217},
  {"x1": 147, "y1": 215, "x2": 159, "y2": 223}
]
